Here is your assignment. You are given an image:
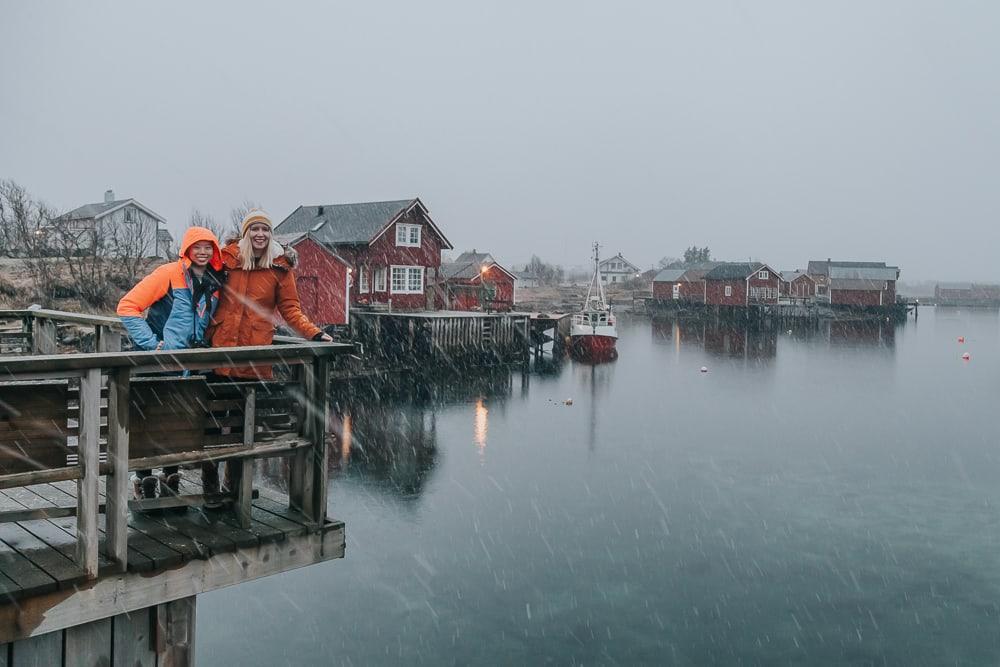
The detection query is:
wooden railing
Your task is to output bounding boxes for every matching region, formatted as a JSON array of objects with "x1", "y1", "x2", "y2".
[
  {"x1": 0, "y1": 341, "x2": 353, "y2": 580},
  {"x1": 0, "y1": 308, "x2": 126, "y2": 355}
]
